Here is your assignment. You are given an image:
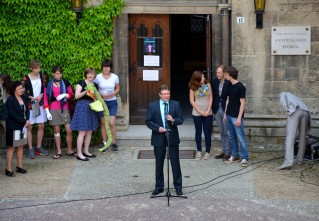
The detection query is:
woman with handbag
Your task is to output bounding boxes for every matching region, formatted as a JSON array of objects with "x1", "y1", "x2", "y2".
[
  {"x1": 5, "y1": 81, "x2": 30, "y2": 177},
  {"x1": 44, "y1": 66, "x2": 75, "y2": 159},
  {"x1": 70, "y1": 68, "x2": 99, "y2": 161}
]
